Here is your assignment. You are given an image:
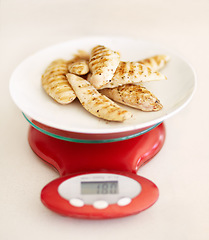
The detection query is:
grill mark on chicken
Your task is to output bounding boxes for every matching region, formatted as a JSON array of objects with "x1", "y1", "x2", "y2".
[
  {"x1": 101, "y1": 61, "x2": 166, "y2": 89},
  {"x1": 138, "y1": 55, "x2": 170, "y2": 72}
]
